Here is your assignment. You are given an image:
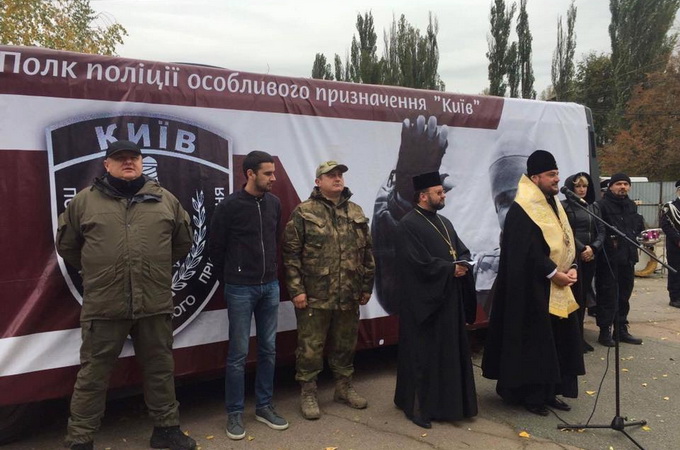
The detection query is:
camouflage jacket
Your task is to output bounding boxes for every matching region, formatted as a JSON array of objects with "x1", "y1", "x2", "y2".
[{"x1": 283, "y1": 187, "x2": 375, "y2": 310}]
